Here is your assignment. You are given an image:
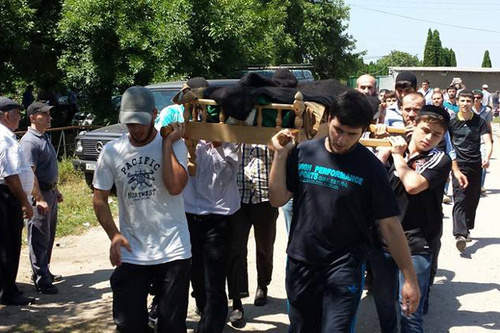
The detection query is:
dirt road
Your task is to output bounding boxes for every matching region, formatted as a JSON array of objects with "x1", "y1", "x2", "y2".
[{"x1": 1, "y1": 126, "x2": 499, "y2": 332}]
